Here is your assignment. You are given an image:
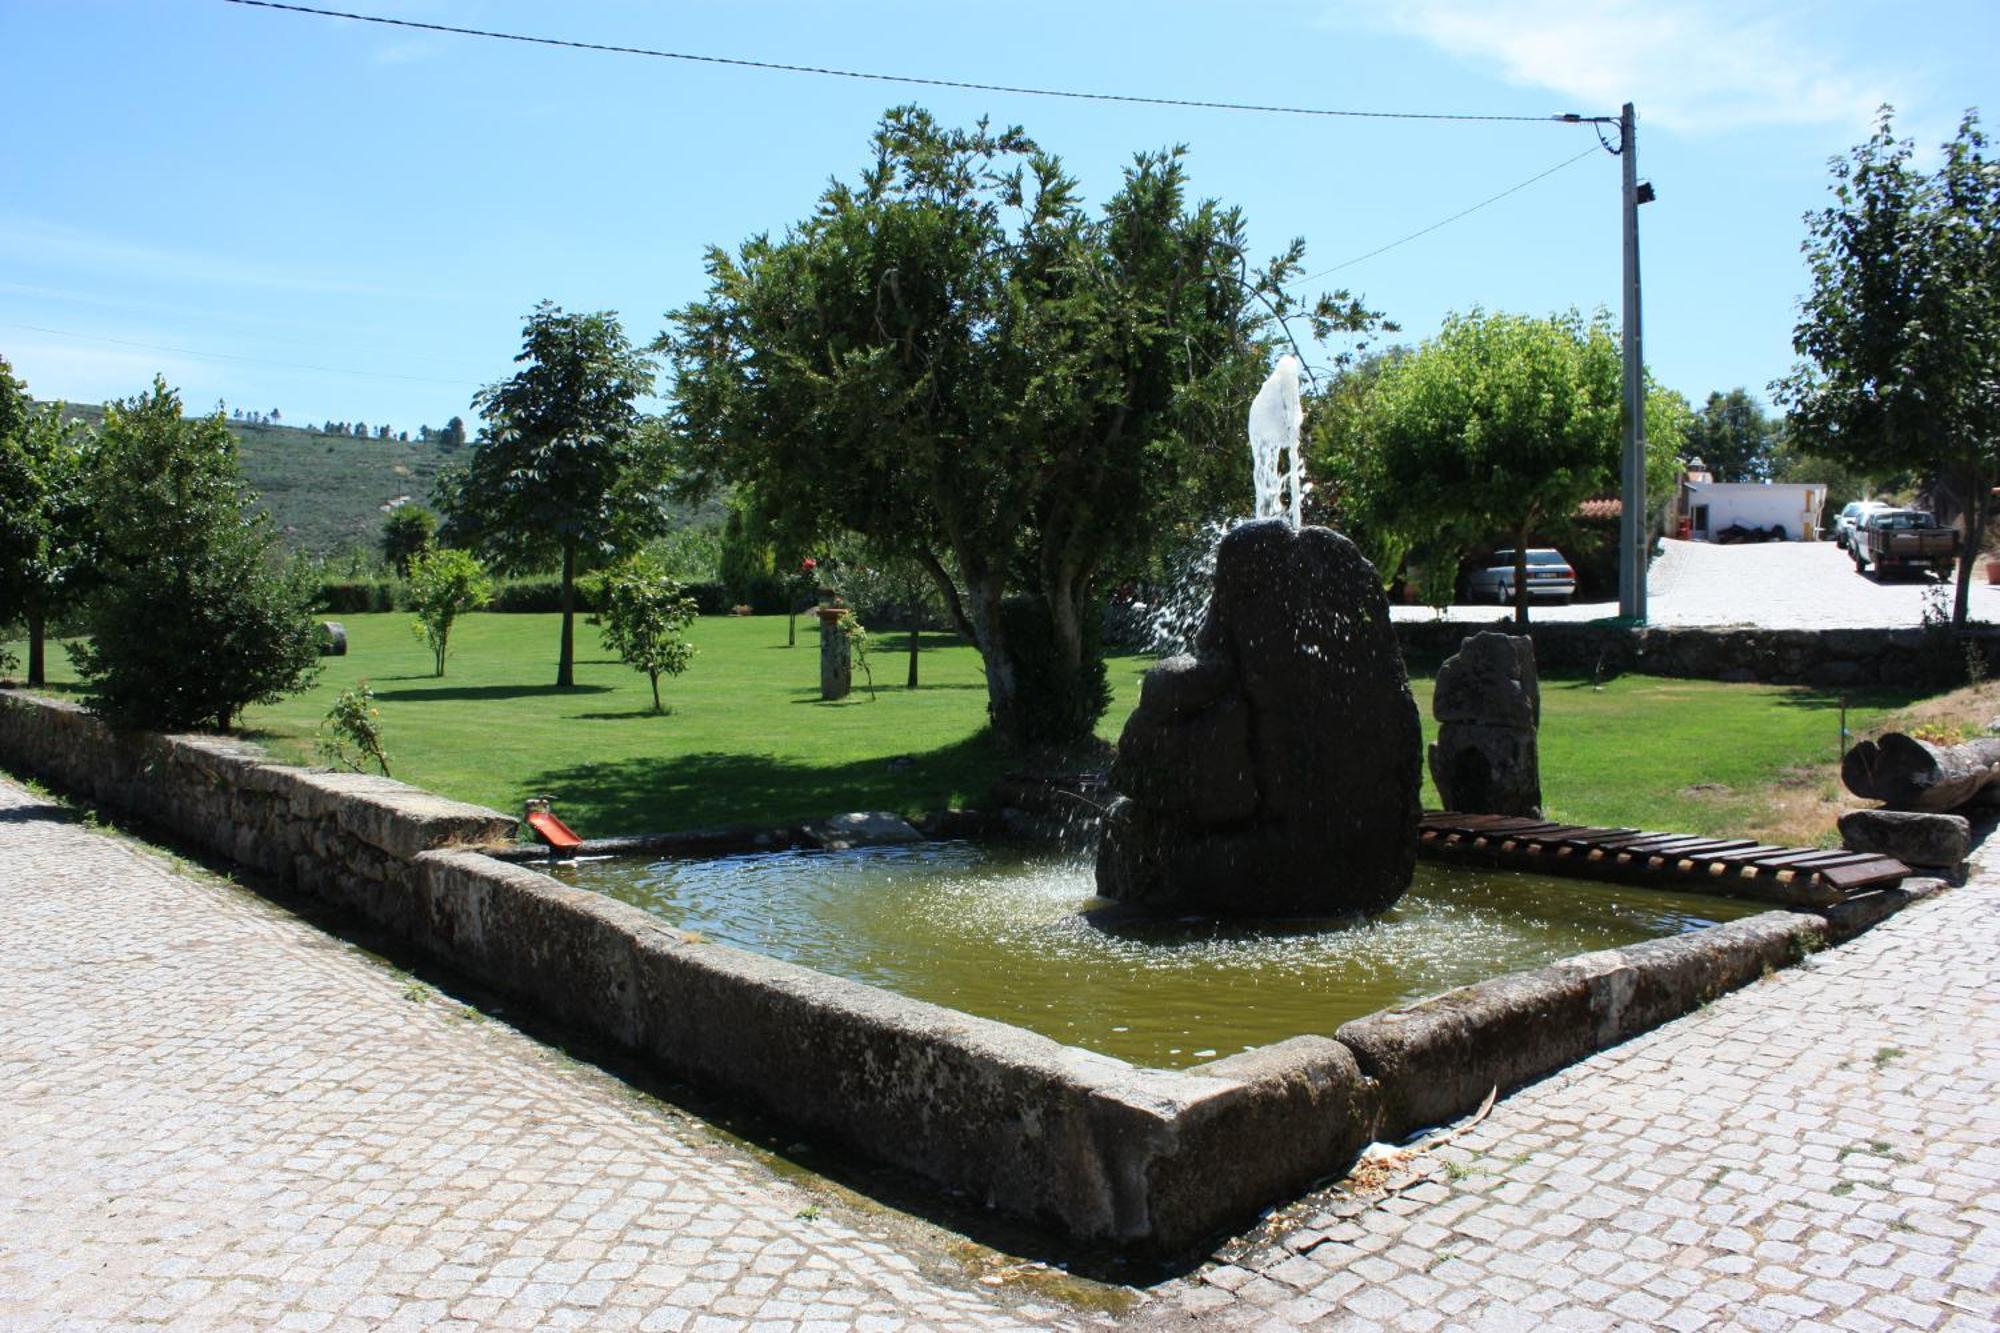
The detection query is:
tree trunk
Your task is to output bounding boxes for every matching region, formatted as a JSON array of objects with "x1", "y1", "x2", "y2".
[
  {"x1": 1512, "y1": 525, "x2": 1531, "y2": 629},
  {"x1": 649, "y1": 670, "x2": 662, "y2": 713},
  {"x1": 1841, "y1": 731, "x2": 2000, "y2": 811},
  {"x1": 1951, "y1": 472, "x2": 1985, "y2": 629},
  {"x1": 906, "y1": 619, "x2": 919, "y2": 689},
  {"x1": 26, "y1": 606, "x2": 45, "y2": 687},
  {"x1": 557, "y1": 539, "x2": 576, "y2": 688},
  {"x1": 968, "y1": 581, "x2": 1020, "y2": 736}
]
